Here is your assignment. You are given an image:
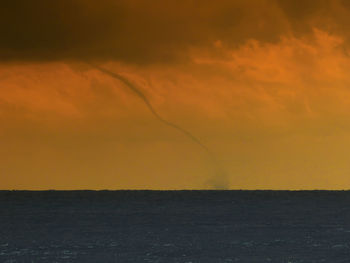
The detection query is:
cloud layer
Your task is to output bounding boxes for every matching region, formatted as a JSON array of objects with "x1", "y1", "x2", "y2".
[{"x1": 2, "y1": 0, "x2": 350, "y2": 63}]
